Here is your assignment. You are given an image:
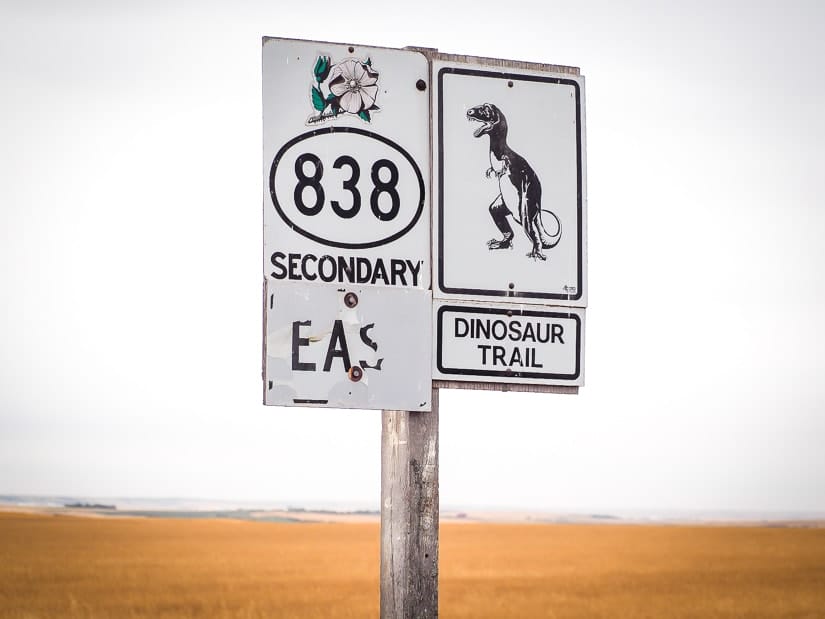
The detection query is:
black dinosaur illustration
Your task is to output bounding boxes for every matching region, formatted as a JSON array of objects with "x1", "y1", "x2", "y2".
[{"x1": 466, "y1": 103, "x2": 561, "y2": 260}]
